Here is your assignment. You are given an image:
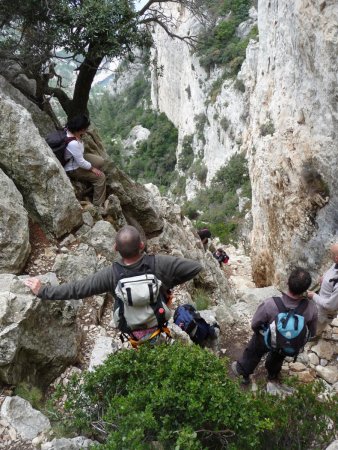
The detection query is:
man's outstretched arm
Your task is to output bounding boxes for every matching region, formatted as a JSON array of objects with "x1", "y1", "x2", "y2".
[{"x1": 24, "y1": 266, "x2": 115, "y2": 300}]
